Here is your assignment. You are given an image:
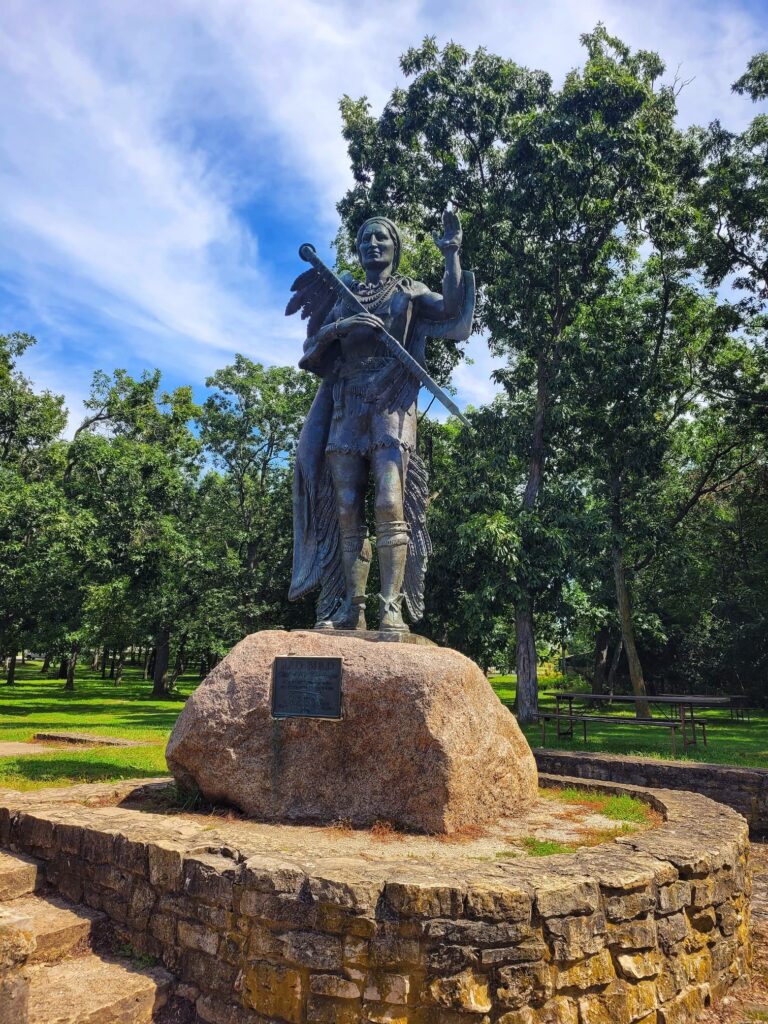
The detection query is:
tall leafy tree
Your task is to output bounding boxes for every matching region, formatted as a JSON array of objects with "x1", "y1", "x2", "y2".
[
  {"x1": 567, "y1": 262, "x2": 757, "y2": 714},
  {"x1": 65, "y1": 369, "x2": 201, "y2": 694},
  {"x1": 198, "y1": 357, "x2": 316, "y2": 635},
  {"x1": 0, "y1": 334, "x2": 76, "y2": 683},
  {"x1": 338, "y1": 27, "x2": 696, "y2": 719},
  {"x1": 697, "y1": 53, "x2": 768, "y2": 316}
]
